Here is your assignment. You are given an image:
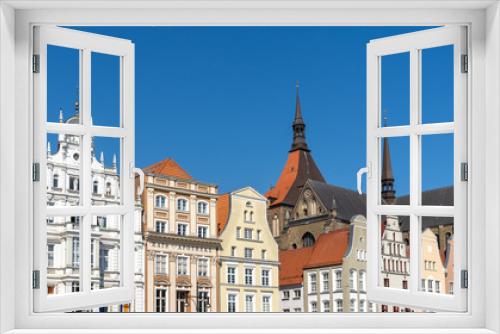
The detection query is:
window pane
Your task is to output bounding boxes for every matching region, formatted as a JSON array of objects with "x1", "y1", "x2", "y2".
[
  {"x1": 380, "y1": 136, "x2": 409, "y2": 205},
  {"x1": 91, "y1": 52, "x2": 121, "y2": 127},
  {"x1": 421, "y1": 45, "x2": 454, "y2": 124},
  {"x1": 47, "y1": 45, "x2": 81, "y2": 124},
  {"x1": 381, "y1": 52, "x2": 410, "y2": 127},
  {"x1": 379, "y1": 215, "x2": 411, "y2": 291},
  {"x1": 92, "y1": 215, "x2": 122, "y2": 290},
  {"x1": 91, "y1": 137, "x2": 122, "y2": 205},
  {"x1": 421, "y1": 134, "x2": 454, "y2": 206},
  {"x1": 419, "y1": 216, "x2": 454, "y2": 295},
  {"x1": 47, "y1": 133, "x2": 82, "y2": 206},
  {"x1": 46, "y1": 215, "x2": 81, "y2": 296}
]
